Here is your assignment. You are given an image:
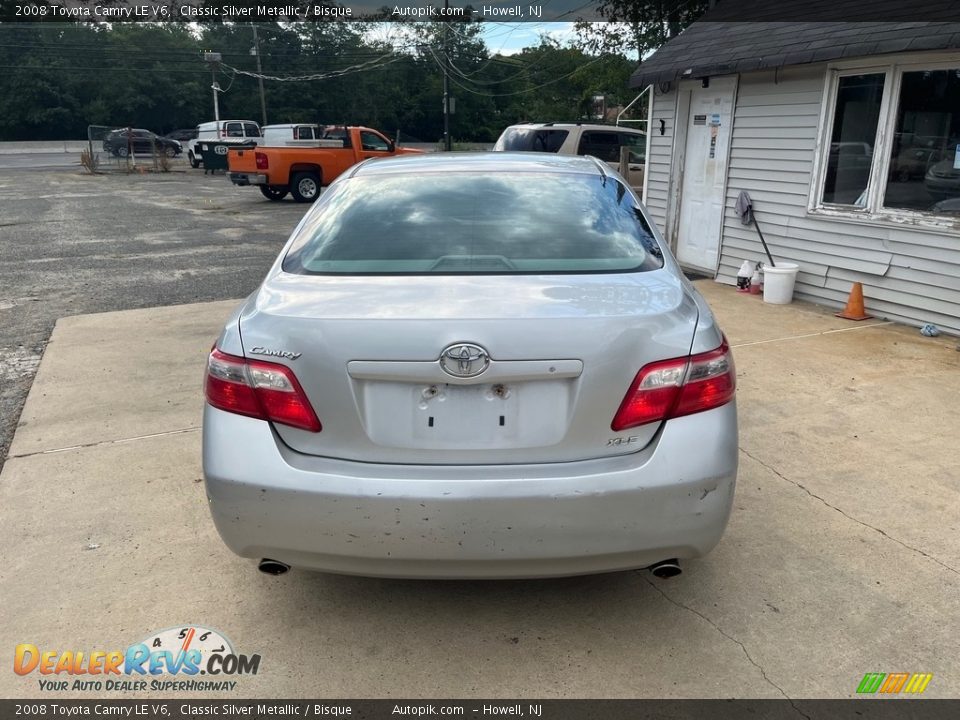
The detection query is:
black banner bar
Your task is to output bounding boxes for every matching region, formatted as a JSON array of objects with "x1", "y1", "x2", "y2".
[{"x1": 3, "y1": 0, "x2": 960, "y2": 23}]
